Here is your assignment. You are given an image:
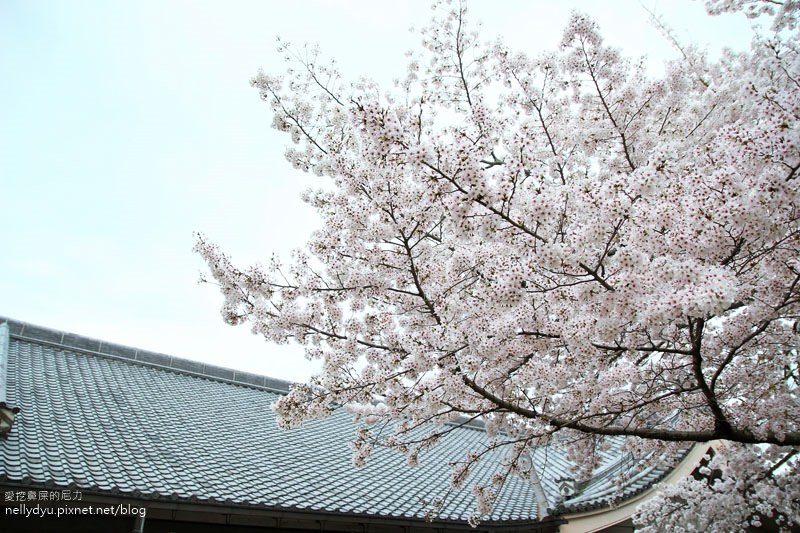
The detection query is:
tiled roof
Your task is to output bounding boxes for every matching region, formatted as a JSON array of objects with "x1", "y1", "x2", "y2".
[{"x1": 0, "y1": 317, "x2": 677, "y2": 525}]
